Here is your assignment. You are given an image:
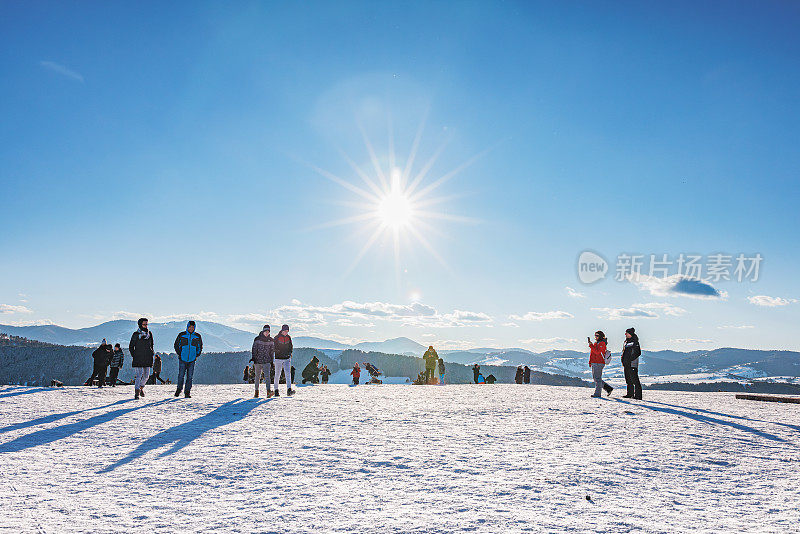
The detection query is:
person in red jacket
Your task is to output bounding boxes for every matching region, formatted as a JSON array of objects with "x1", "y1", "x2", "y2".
[
  {"x1": 589, "y1": 330, "x2": 614, "y2": 397},
  {"x1": 351, "y1": 363, "x2": 361, "y2": 385}
]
